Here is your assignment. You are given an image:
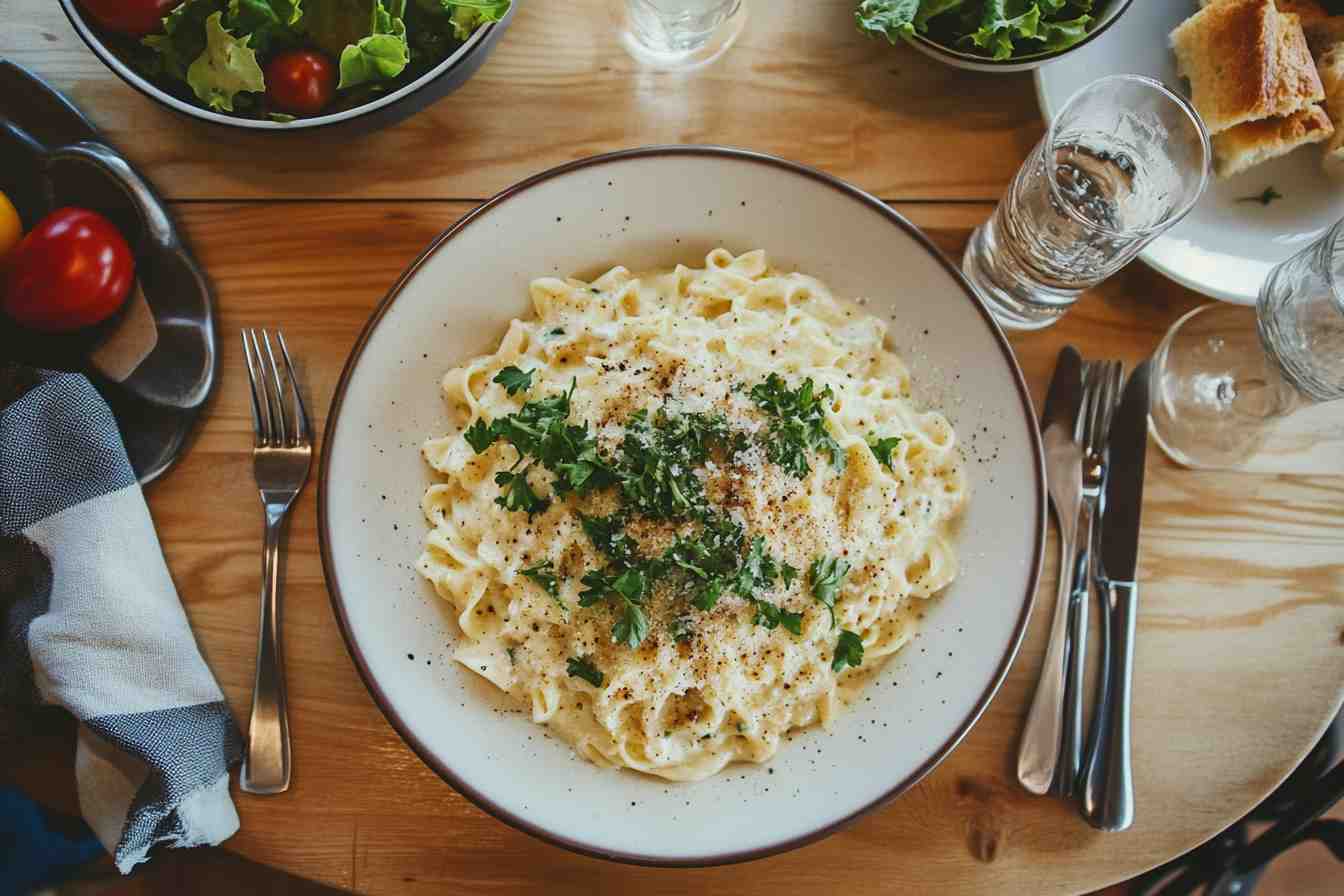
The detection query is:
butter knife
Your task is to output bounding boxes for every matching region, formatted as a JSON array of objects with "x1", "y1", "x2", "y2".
[{"x1": 1080, "y1": 361, "x2": 1151, "y2": 832}]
